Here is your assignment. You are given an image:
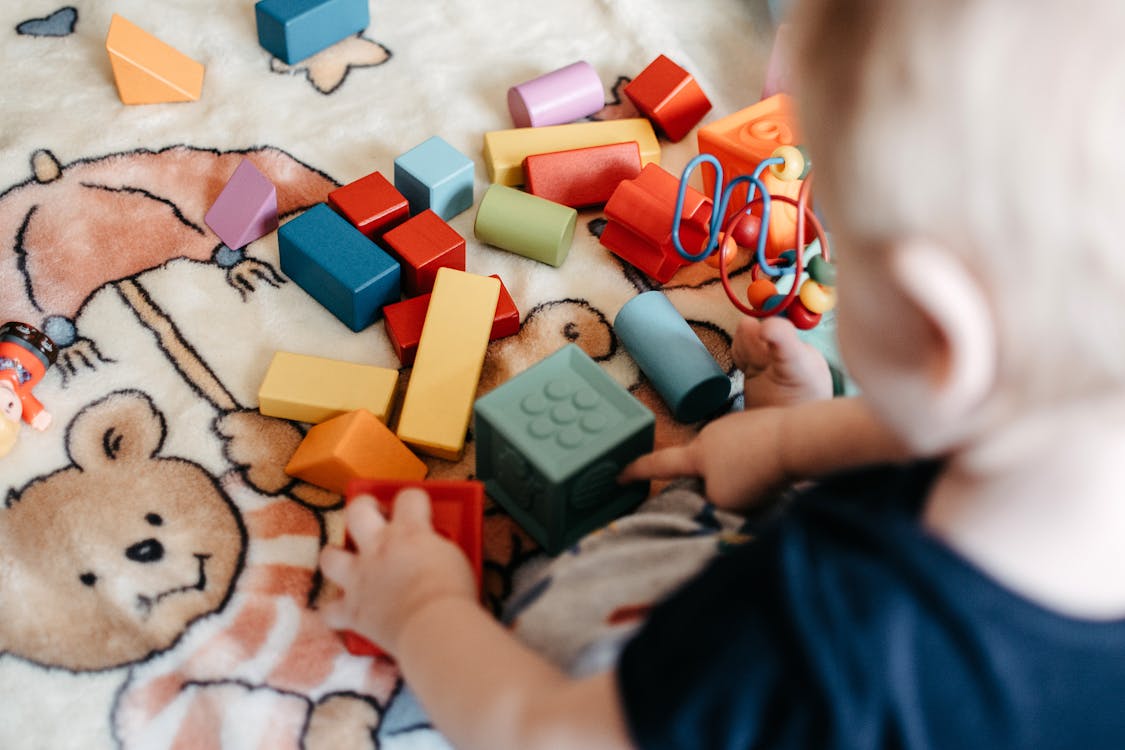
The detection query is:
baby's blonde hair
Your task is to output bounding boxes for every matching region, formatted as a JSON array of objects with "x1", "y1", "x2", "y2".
[{"x1": 791, "y1": 0, "x2": 1125, "y2": 405}]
